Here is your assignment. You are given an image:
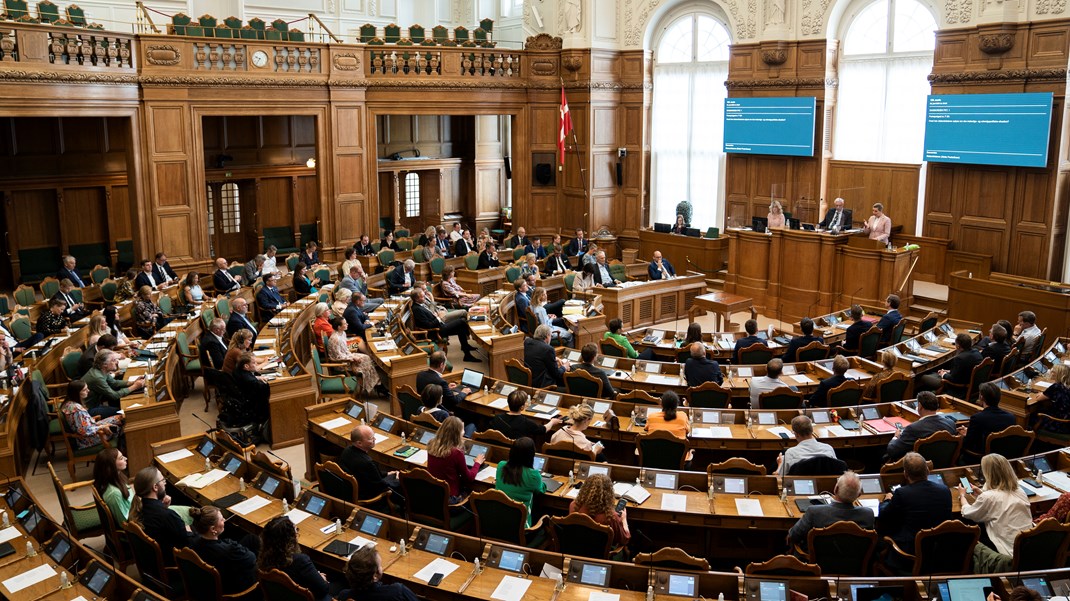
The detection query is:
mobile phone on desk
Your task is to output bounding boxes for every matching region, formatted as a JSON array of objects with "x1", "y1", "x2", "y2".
[{"x1": 428, "y1": 573, "x2": 445, "y2": 587}]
